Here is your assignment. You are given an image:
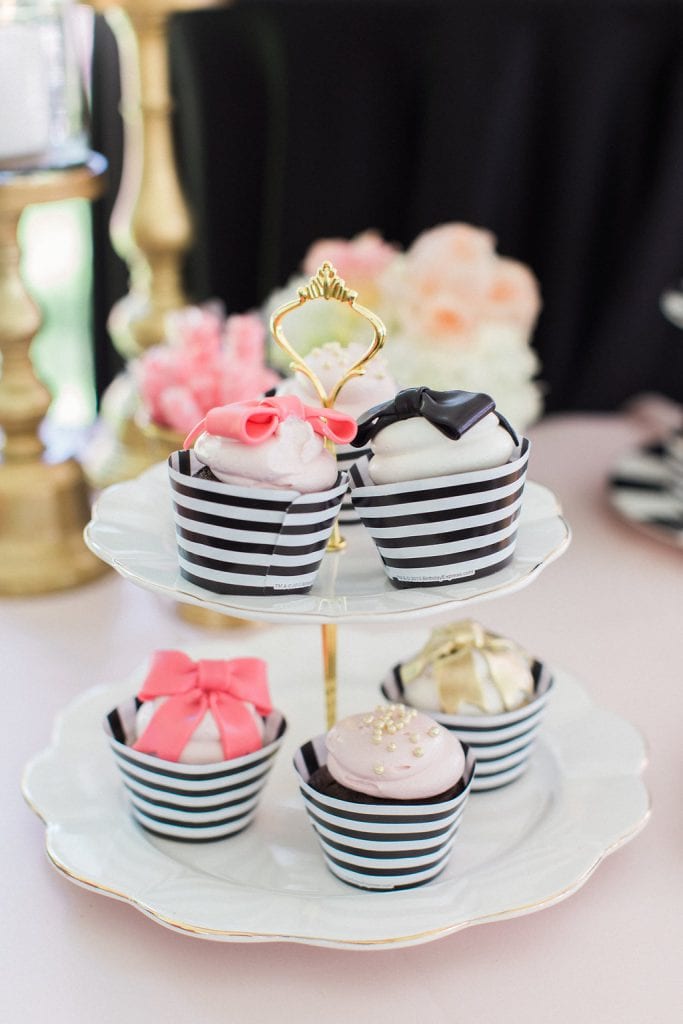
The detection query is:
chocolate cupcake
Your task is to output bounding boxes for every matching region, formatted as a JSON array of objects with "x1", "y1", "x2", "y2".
[
  {"x1": 294, "y1": 703, "x2": 475, "y2": 891},
  {"x1": 169, "y1": 395, "x2": 355, "y2": 595},
  {"x1": 348, "y1": 387, "x2": 530, "y2": 588},
  {"x1": 105, "y1": 651, "x2": 287, "y2": 841}
]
